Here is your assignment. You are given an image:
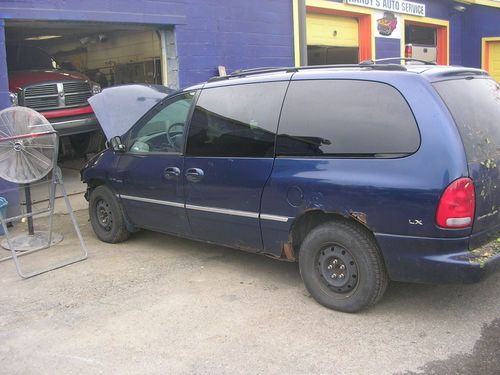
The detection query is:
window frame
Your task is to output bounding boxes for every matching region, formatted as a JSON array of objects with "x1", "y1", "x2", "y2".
[
  {"x1": 275, "y1": 78, "x2": 421, "y2": 159},
  {"x1": 124, "y1": 89, "x2": 200, "y2": 156}
]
